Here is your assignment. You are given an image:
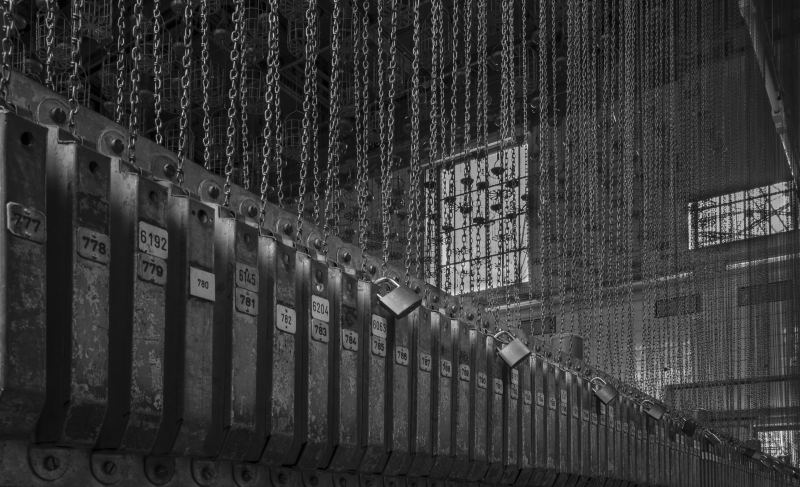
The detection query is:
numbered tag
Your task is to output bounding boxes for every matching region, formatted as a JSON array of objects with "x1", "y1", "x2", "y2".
[
  {"x1": 458, "y1": 364, "x2": 470, "y2": 381},
  {"x1": 560, "y1": 389, "x2": 567, "y2": 403},
  {"x1": 493, "y1": 378, "x2": 503, "y2": 395},
  {"x1": 371, "y1": 336, "x2": 387, "y2": 357},
  {"x1": 311, "y1": 319, "x2": 329, "y2": 343},
  {"x1": 370, "y1": 314, "x2": 388, "y2": 338},
  {"x1": 572, "y1": 405, "x2": 579, "y2": 419},
  {"x1": 6, "y1": 202, "x2": 46, "y2": 244},
  {"x1": 591, "y1": 413, "x2": 598, "y2": 425},
  {"x1": 312, "y1": 295, "x2": 330, "y2": 322},
  {"x1": 419, "y1": 352, "x2": 432, "y2": 372},
  {"x1": 510, "y1": 382, "x2": 518, "y2": 399},
  {"x1": 76, "y1": 227, "x2": 110, "y2": 264},
  {"x1": 548, "y1": 396, "x2": 556, "y2": 411},
  {"x1": 235, "y1": 288, "x2": 258, "y2": 316},
  {"x1": 582, "y1": 409, "x2": 590, "y2": 422},
  {"x1": 235, "y1": 262, "x2": 258, "y2": 291},
  {"x1": 524, "y1": 390, "x2": 532, "y2": 405},
  {"x1": 511, "y1": 369, "x2": 519, "y2": 385},
  {"x1": 189, "y1": 267, "x2": 215, "y2": 301},
  {"x1": 276, "y1": 304, "x2": 297, "y2": 334},
  {"x1": 477, "y1": 372, "x2": 488, "y2": 390},
  {"x1": 617, "y1": 420, "x2": 621, "y2": 431},
  {"x1": 341, "y1": 329, "x2": 358, "y2": 351},
  {"x1": 137, "y1": 253, "x2": 167, "y2": 285},
  {"x1": 138, "y1": 221, "x2": 168, "y2": 259},
  {"x1": 440, "y1": 359, "x2": 452, "y2": 378},
  {"x1": 395, "y1": 346, "x2": 409, "y2": 366},
  {"x1": 536, "y1": 391, "x2": 545, "y2": 407},
  {"x1": 623, "y1": 422, "x2": 629, "y2": 433}
]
